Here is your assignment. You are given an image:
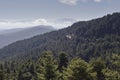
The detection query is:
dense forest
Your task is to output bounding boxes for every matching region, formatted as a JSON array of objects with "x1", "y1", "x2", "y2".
[
  {"x1": 0, "y1": 13, "x2": 120, "y2": 61},
  {"x1": 0, "y1": 51, "x2": 120, "y2": 80},
  {"x1": 0, "y1": 12, "x2": 120, "y2": 80}
]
